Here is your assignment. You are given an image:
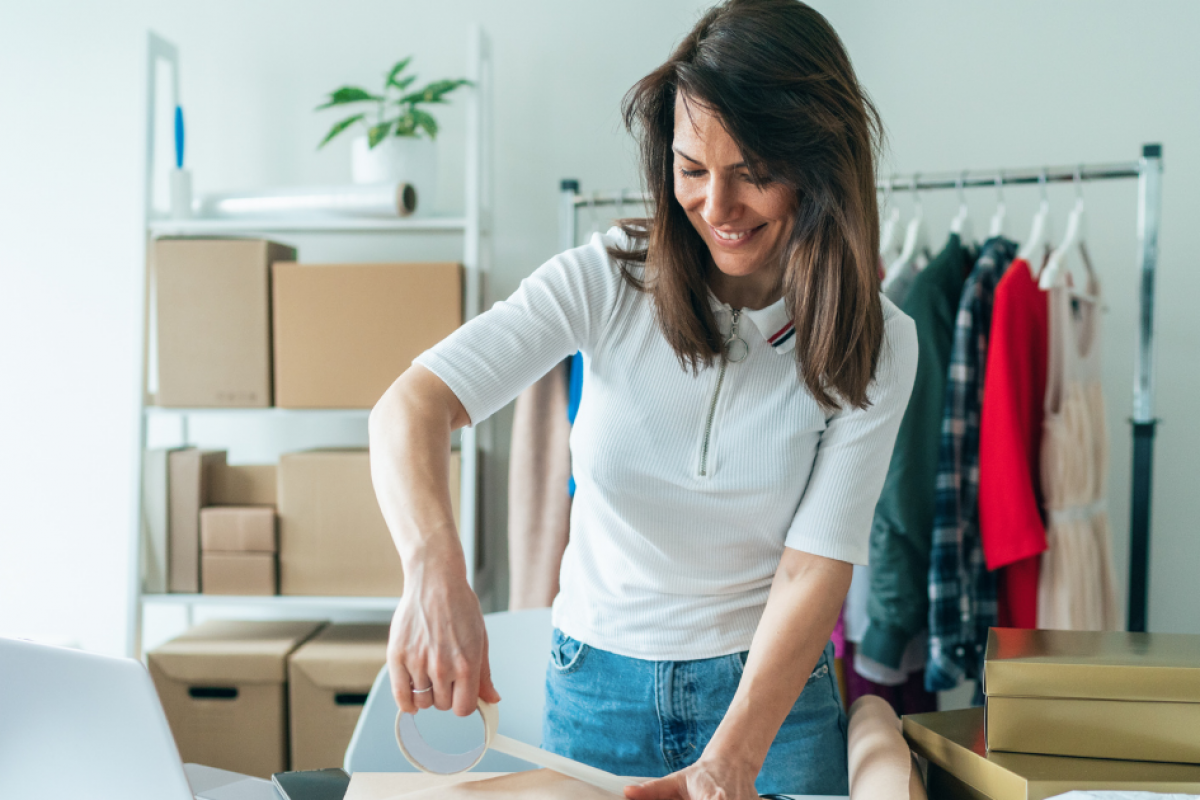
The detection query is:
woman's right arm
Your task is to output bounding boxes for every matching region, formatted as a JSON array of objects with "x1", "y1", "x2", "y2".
[{"x1": 368, "y1": 364, "x2": 500, "y2": 717}]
